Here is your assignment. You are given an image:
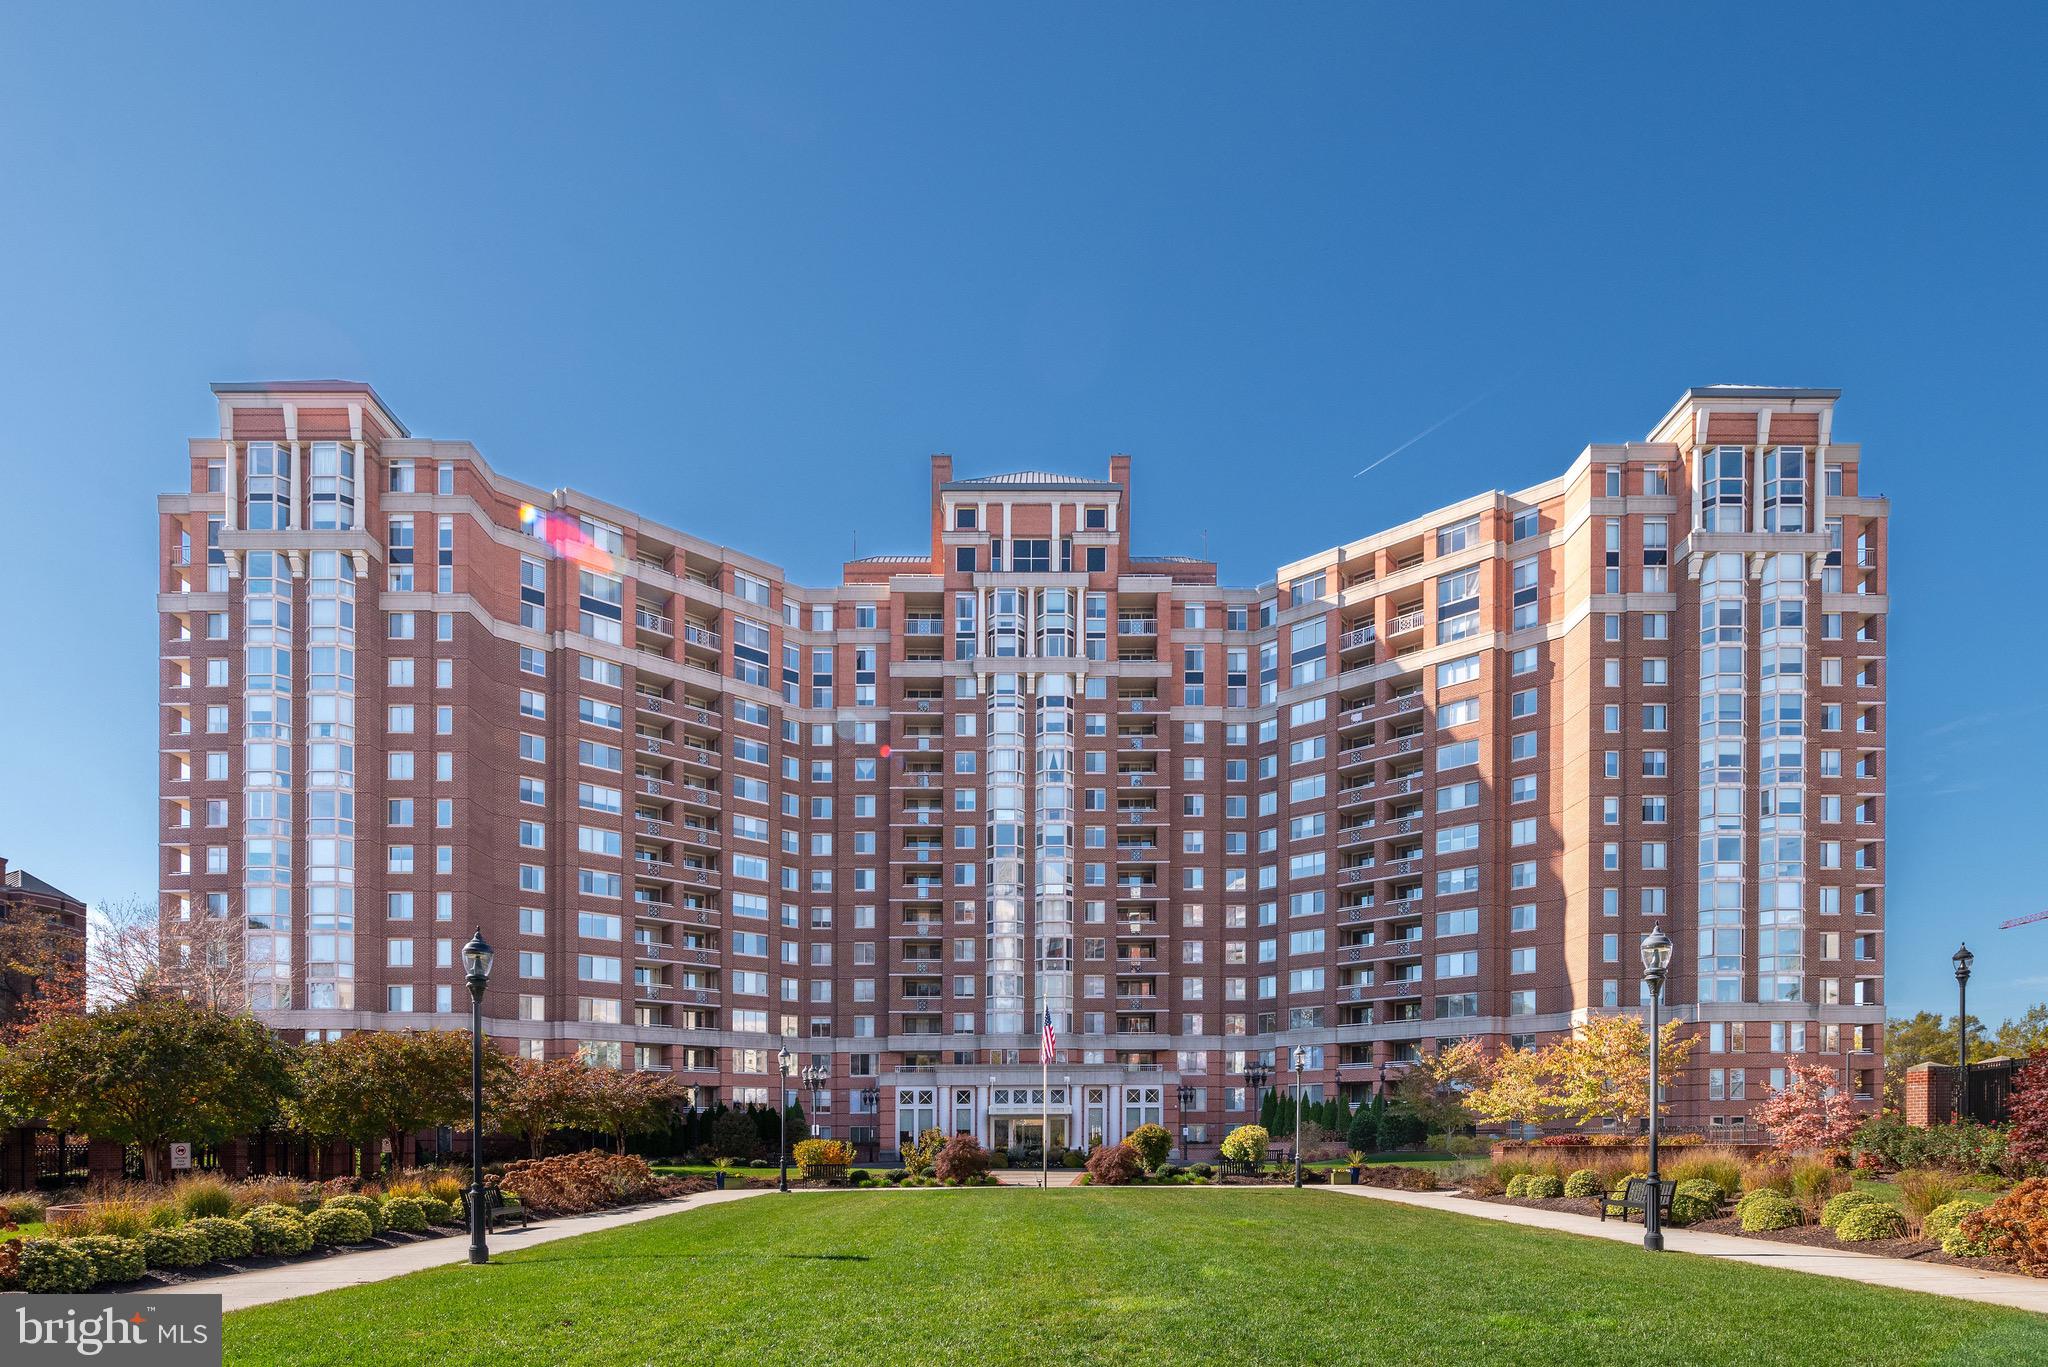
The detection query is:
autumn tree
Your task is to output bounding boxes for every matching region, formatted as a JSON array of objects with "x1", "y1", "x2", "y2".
[
  {"x1": 1751, "y1": 1057, "x2": 1861, "y2": 1150},
  {"x1": 0, "y1": 897, "x2": 84, "y2": 1038},
  {"x1": 89, "y1": 896, "x2": 246, "y2": 1012},
  {"x1": 1395, "y1": 1037, "x2": 1490, "y2": 1134},
  {"x1": 1544, "y1": 1015, "x2": 1698, "y2": 1131},
  {"x1": 2004, "y1": 1058, "x2": 2048, "y2": 1172},
  {"x1": 286, "y1": 1030, "x2": 501, "y2": 1174},
  {"x1": 574, "y1": 1067, "x2": 686, "y2": 1154},
  {"x1": 0, "y1": 997, "x2": 290, "y2": 1181},
  {"x1": 1464, "y1": 1043, "x2": 1553, "y2": 1132},
  {"x1": 492, "y1": 1055, "x2": 594, "y2": 1157}
]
